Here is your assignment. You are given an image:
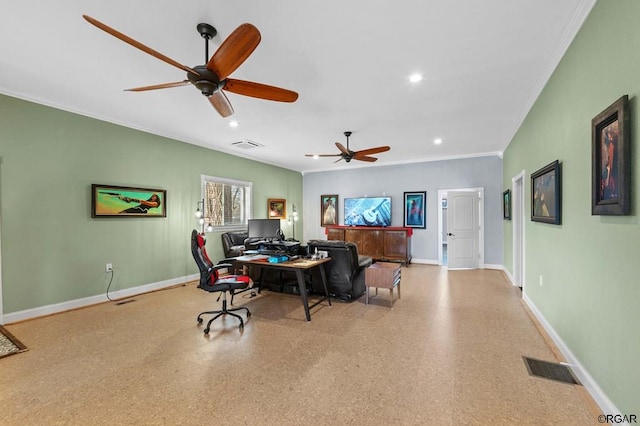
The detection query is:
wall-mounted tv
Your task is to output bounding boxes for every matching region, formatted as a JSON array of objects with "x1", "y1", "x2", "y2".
[{"x1": 344, "y1": 197, "x2": 392, "y2": 227}]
